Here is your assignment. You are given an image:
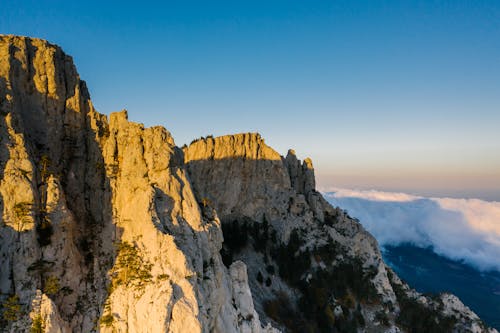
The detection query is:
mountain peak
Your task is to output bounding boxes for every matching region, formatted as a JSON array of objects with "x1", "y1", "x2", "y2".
[{"x1": 0, "y1": 35, "x2": 495, "y2": 333}]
